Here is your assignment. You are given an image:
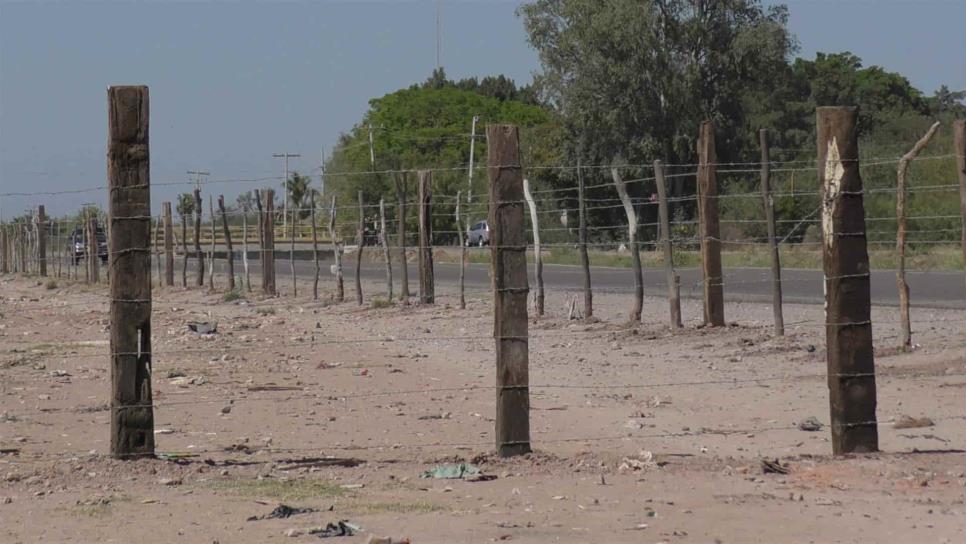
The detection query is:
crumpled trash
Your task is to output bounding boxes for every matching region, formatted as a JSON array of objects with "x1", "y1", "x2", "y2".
[
  {"x1": 309, "y1": 521, "x2": 360, "y2": 538},
  {"x1": 247, "y1": 503, "x2": 316, "y2": 521},
  {"x1": 761, "y1": 458, "x2": 789, "y2": 474},
  {"x1": 420, "y1": 462, "x2": 495, "y2": 482},
  {"x1": 187, "y1": 321, "x2": 217, "y2": 334},
  {"x1": 797, "y1": 417, "x2": 823, "y2": 432},
  {"x1": 618, "y1": 450, "x2": 656, "y2": 472}
]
